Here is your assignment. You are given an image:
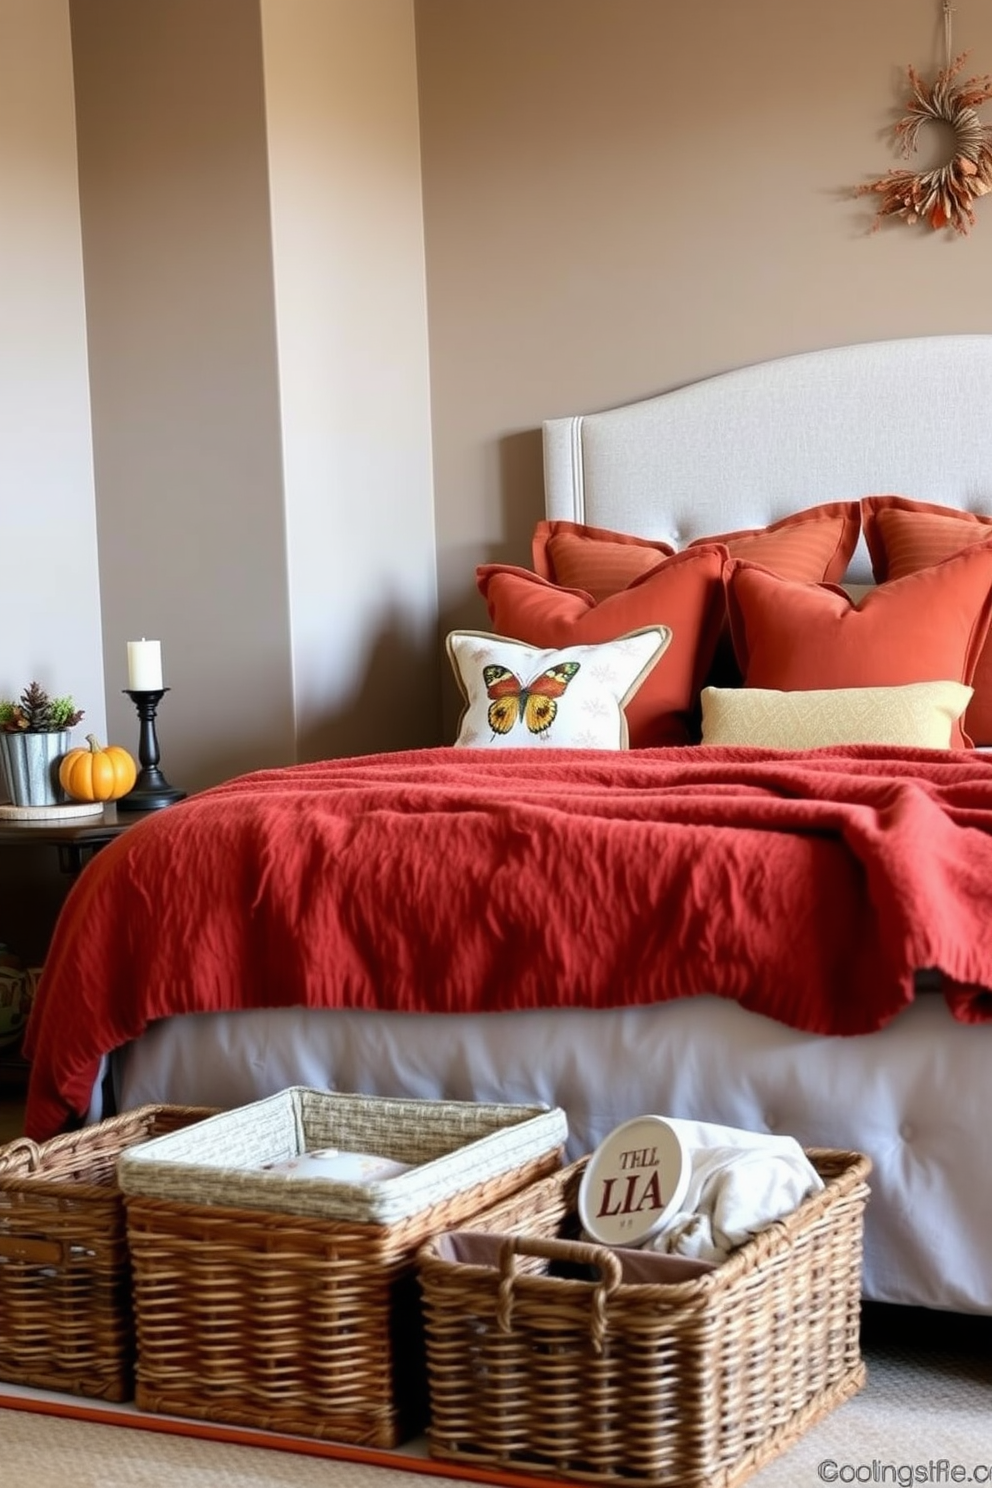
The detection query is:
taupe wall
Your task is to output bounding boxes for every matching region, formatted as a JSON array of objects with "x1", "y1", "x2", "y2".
[
  {"x1": 70, "y1": 0, "x2": 436, "y2": 792},
  {"x1": 0, "y1": 0, "x2": 105, "y2": 741},
  {"x1": 260, "y1": 0, "x2": 438, "y2": 765},
  {"x1": 8, "y1": 1, "x2": 992, "y2": 791},
  {"x1": 71, "y1": 0, "x2": 294, "y2": 791},
  {"x1": 415, "y1": 0, "x2": 992, "y2": 735}
]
